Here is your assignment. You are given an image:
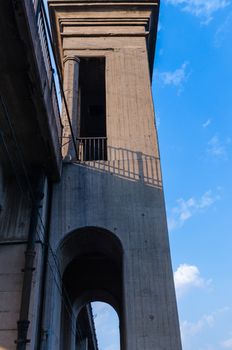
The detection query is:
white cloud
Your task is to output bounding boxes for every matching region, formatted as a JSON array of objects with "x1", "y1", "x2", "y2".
[
  {"x1": 165, "y1": 0, "x2": 230, "y2": 23},
  {"x1": 181, "y1": 308, "x2": 231, "y2": 348},
  {"x1": 207, "y1": 135, "x2": 227, "y2": 158},
  {"x1": 181, "y1": 313, "x2": 215, "y2": 338},
  {"x1": 159, "y1": 61, "x2": 189, "y2": 87},
  {"x1": 221, "y1": 338, "x2": 232, "y2": 348},
  {"x1": 168, "y1": 190, "x2": 220, "y2": 230},
  {"x1": 214, "y1": 12, "x2": 232, "y2": 47},
  {"x1": 174, "y1": 264, "x2": 211, "y2": 297},
  {"x1": 157, "y1": 62, "x2": 190, "y2": 94},
  {"x1": 203, "y1": 119, "x2": 211, "y2": 128}
]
